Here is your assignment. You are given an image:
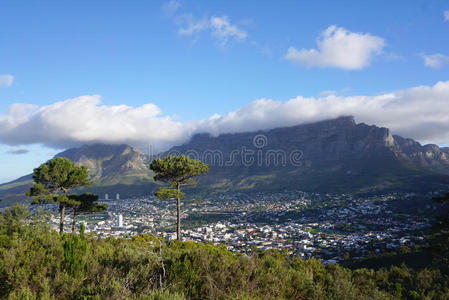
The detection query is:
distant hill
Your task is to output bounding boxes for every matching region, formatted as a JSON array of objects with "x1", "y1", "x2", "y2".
[
  {"x1": 1, "y1": 116, "x2": 449, "y2": 206},
  {"x1": 55, "y1": 144, "x2": 152, "y2": 185},
  {"x1": 0, "y1": 144, "x2": 158, "y2": 207}
]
